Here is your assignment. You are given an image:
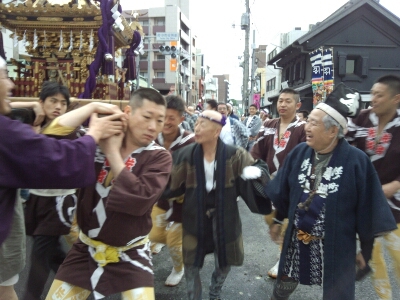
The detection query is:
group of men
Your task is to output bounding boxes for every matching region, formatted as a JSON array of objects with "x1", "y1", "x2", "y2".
[{"x1": 0, "y1": 48, "x2": 399, "y2": 300}]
